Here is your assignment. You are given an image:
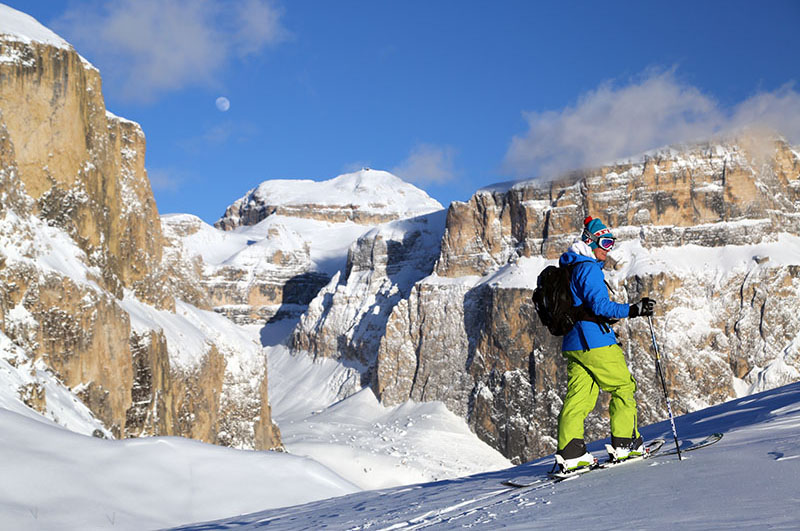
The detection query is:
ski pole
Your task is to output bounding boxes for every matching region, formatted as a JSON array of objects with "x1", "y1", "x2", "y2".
[{"x1": 647, "y1": 315, "x2": 682, "y2": 460}]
